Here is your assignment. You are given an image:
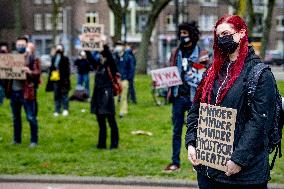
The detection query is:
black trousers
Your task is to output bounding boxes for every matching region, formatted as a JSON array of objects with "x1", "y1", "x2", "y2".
[
  {"x1": 96, "y1": 114, "x2": 119, "y2": 149},
  {"x1": 197, "y1": 173, "x2": 268, "y2": 189}
]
